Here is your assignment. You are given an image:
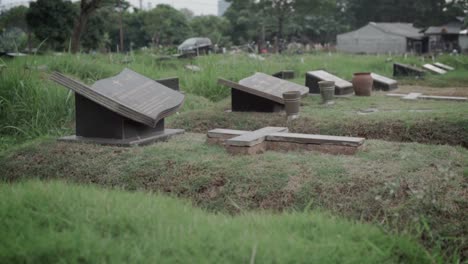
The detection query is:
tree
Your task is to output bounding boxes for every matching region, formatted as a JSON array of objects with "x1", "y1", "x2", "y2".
[
  {"x1": 70, "y1": 0, "x2": 104, "y2": 53},
  {"x1": 143, "y1": 4, "x2": 190, "y2": 46},
  {"x1": 26, "y1": 0, "x2": 76, "y2": 50},
  {"x1": 224, "y1": 0, "x2": 261, "y2": 44},
  {"x1": 258, "y1": 0, "x2": 295, "y2": 51},
  {"x1": 180, "y1": 8, "x2": 195, "y2": 21},
  {"x1": 0, "y1": 6, "x2": 31, "y2": 51},
  {"x1": 190, "y1": 15, "x2": 231, "y2": 46}
]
